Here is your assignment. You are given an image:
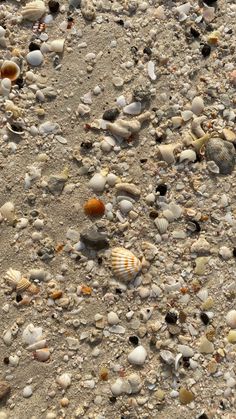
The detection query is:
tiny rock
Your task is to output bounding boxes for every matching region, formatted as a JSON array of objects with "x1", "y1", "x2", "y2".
[
  {"x1": 179, "y1": 387, "x2": 195, "y2": 405},
  {"x1": 128, "y1": 345, "x2": 147, "y2": 366},
  {"x1": 199, "y1": 336, "x2": 214, "y2": 354}
]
